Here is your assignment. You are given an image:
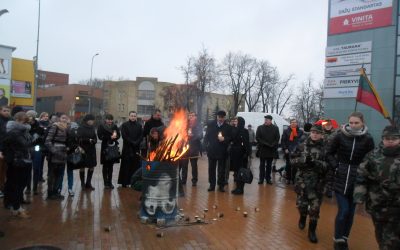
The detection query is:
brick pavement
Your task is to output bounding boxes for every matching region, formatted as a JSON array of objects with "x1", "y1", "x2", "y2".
[{"x1": 0, "y1": 155, "x2": 378, "y2": 250}]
